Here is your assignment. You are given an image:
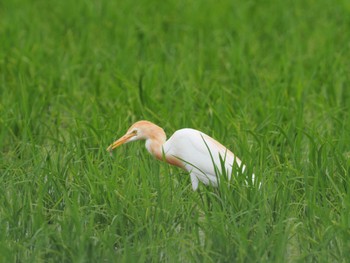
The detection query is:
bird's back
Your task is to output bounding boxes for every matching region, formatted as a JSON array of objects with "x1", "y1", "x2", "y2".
[{"x1": 163, "y1": 128, "x2": 244, "y2": 189}]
